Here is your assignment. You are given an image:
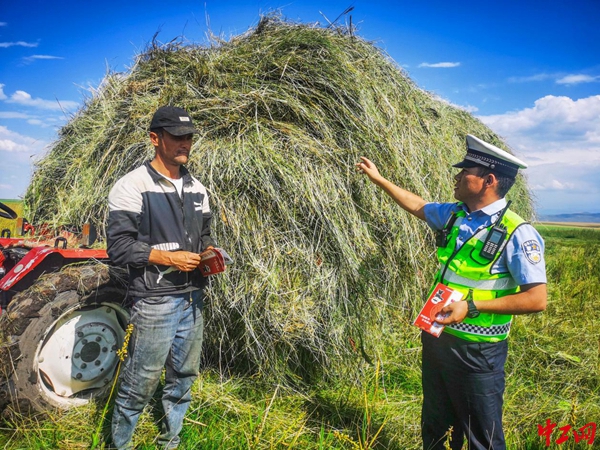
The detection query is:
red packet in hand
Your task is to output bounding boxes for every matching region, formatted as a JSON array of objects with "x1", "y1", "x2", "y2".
[
  {"x1": 199, "y1": 248, "x2": 233, "y2": 276},
  {"x1": 413, "y1": 283, "x2": 464, "y2": 337}
]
